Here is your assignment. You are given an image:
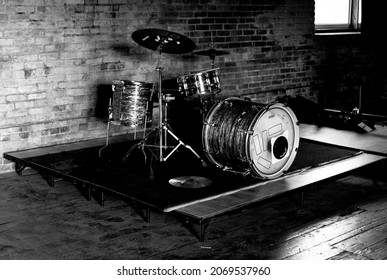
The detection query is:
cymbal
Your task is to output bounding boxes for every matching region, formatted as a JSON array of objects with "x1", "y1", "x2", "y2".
[
  {"x1": 169, "y1": 176, "x2": 212, "y2": 188},
  {"x1": 193, "y1": 48, "x2": 230, "y2": 58},
  {"x1": 132, "y1": 28, "x2": 196, "y2": 54}
]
